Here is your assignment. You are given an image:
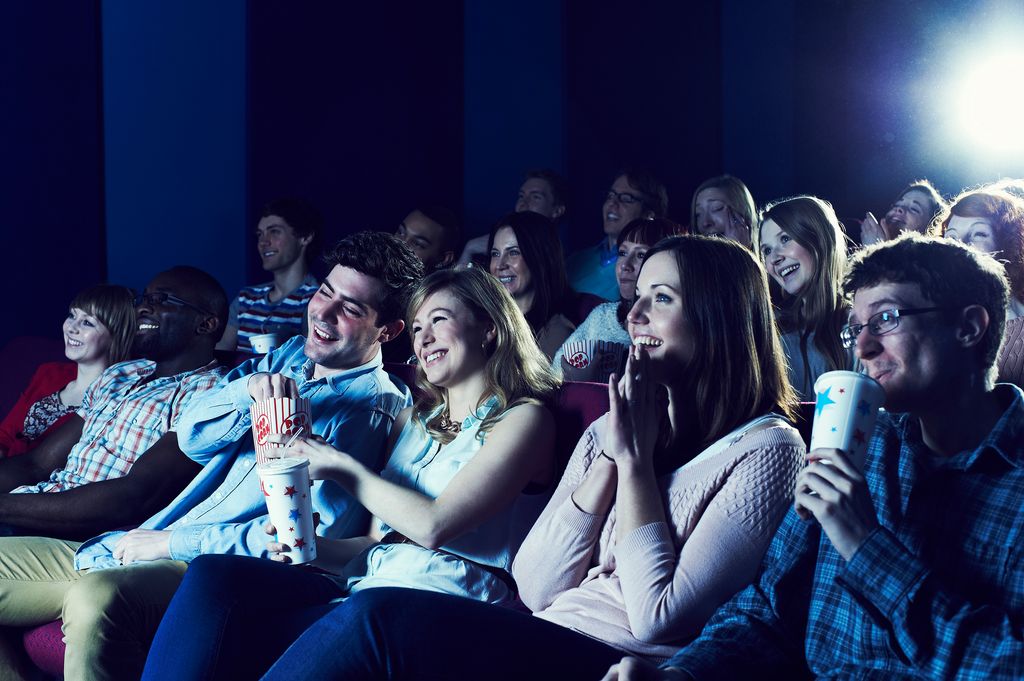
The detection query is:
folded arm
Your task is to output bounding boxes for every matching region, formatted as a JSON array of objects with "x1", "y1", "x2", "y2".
[
  {"x1": 0, "y1": 415, "x2": 83, "y2": 492},
  {"x1": 0, "y1": 431, "x2": 199, "y2": 538}
]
